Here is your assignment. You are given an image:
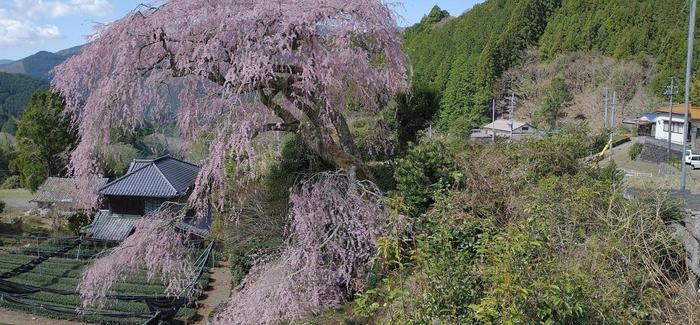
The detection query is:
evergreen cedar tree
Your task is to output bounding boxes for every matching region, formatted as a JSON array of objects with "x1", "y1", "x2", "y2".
[
  {"x1": 11, "y1": 91, "x2": 76, "y2": 191},
  {"x1": 51, "y1": 0, "x2": 407, "y2": 321}
]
